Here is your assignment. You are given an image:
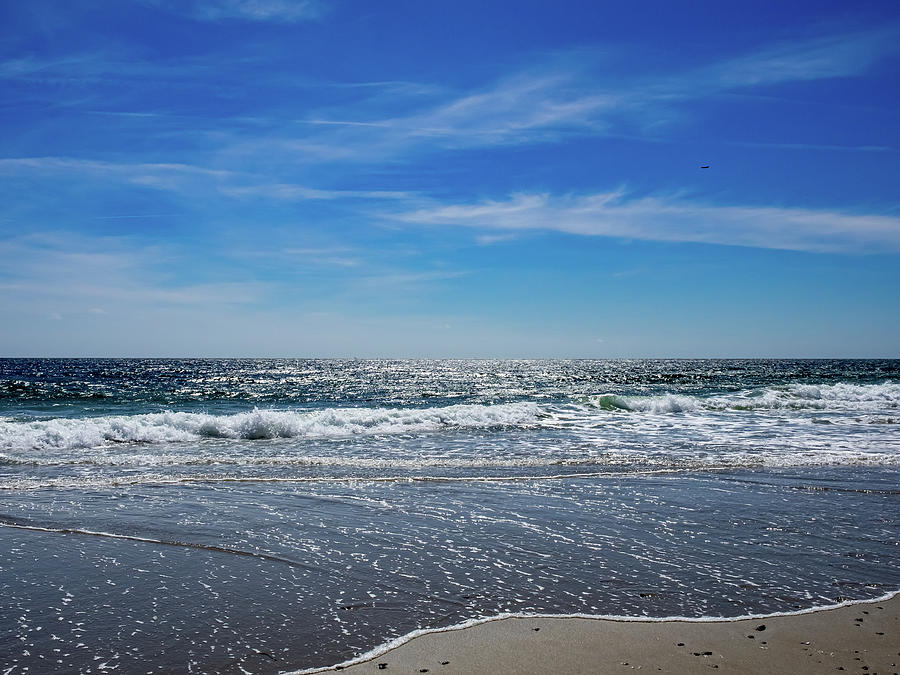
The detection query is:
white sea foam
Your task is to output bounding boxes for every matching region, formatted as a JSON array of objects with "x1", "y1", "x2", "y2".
[
  {"x1": 588, "y1": 393, "x2": 699, "y2": 413},
  {"x1": 586, "y1": 381, "x2": 899, "y2": 413},
  {"x1": 2, "y1": 453, "x2": 608, "y2": 469},
  {"x1": 0, "y1": 402, "x2": 542, "y2": 452},
  {"x1": 2, "y1": 383, "x2": 897, "y2": 468},
  {"x1": 720, "y1": 382, "x2": 900, "y2": 411},
  {"x1": 1, "y1": 466, "x2": 720, "y2": 491},
  {"x1": 4, "y1": 458, "x2": 898, "y2": 491},
  {"x1": 6, "y1": 446, "x2": 899, "y2": 471}
]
